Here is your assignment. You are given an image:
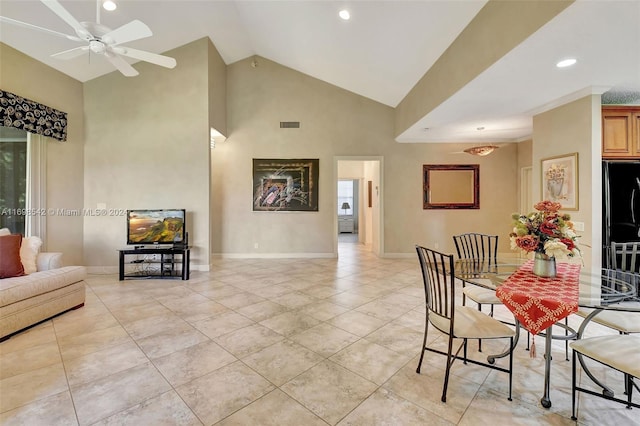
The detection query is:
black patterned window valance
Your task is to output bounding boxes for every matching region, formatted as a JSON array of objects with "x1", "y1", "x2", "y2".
[{"x1": 0, "y1": 90, "x2": 67, "y2": 142}]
